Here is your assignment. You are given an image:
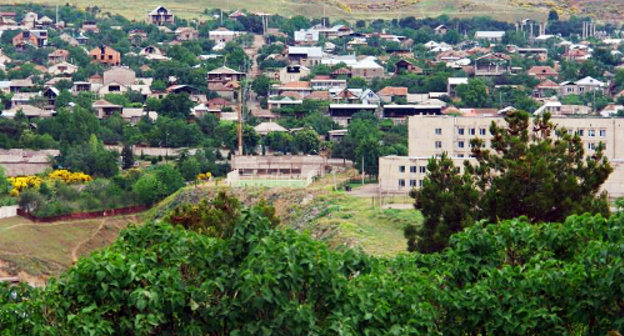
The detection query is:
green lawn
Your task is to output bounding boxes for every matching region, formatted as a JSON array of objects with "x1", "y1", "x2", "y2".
[
  {"x1": 308, "y1": 192, "x2": 421, "y2": 256},
  {"x1": 232, "y1": 179, "x2": 308, "y2": 188}
]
